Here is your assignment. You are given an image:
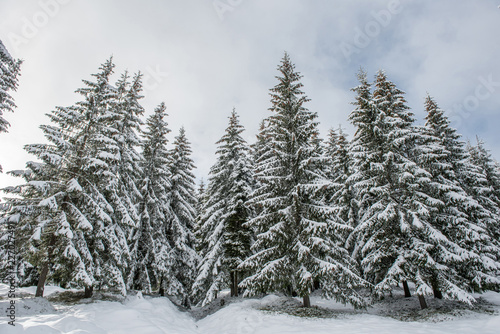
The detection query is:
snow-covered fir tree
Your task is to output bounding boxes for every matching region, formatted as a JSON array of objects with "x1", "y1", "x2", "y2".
[
  {"x1": 325, "y1": 126, "x2": 358, "y2": 231},
  {"x1": 0, "y1": 59, "x2": 131, "y2": 297},
  {"x1": 0, "y1": 164, "x2": 93, "y2": 297},
  {"x1": 129, "y1": 102, "x2": 174, "y2": 294},
  {"x1": 68, "y1": 58, "x2": 136, "y2": 297},
  {"x1": 411, "y1": 95, "x2": 499, "y2": 300},
  {"x1": 196, "y1": 178, "x2": 206, "y2": 218},
  {"x1": 239, "y1": 54, "x2": 367, "y2": 308},
  {"x1": 165, "y1": 127, "x2": 199, "y2": 307},
  {"x1": 467, "y1": 138, "x2": 500, "y2": 243},
  {"x1": 347, "y1": 71, "x2": 487, "y2": 308},
  {"x1": 193, "y1": 178, "x2": 207, "y2": 251},
  {"x1": 250, "y1": 120, "x2": 270, "y2": 165},
  {"x1": 248, "y1": 119, "x2": 270, "y2": 213},
  {"x1": 426, "y1": 99, "x2": 500, "y2": 282},
  {"x1": 110, "y1": 71, "x2": 145, "y2": 243},
  {"x1": 192, "y1": 109, "x2": 254, "y2": 306},
  {"x1": 0, "y1": 39, "x2": 22, "y2": 172}
]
